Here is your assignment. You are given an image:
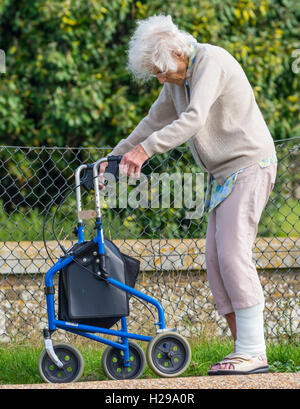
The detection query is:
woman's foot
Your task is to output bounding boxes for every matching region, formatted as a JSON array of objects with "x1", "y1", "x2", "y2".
[{"x1": 208, "y1": 352, "x2": 268, "y2": 375}]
